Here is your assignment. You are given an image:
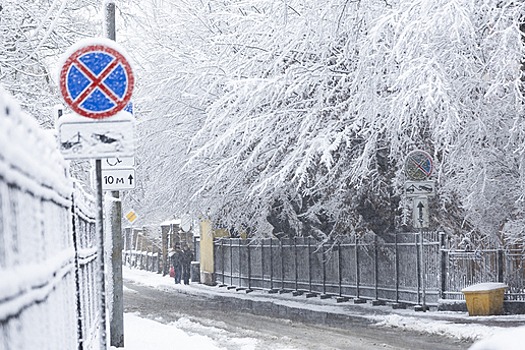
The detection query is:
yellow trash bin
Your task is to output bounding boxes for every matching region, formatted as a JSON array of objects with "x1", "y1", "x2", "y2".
[{"x1": 461, "y1": 283, "x2": 507, "y2": 316}]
